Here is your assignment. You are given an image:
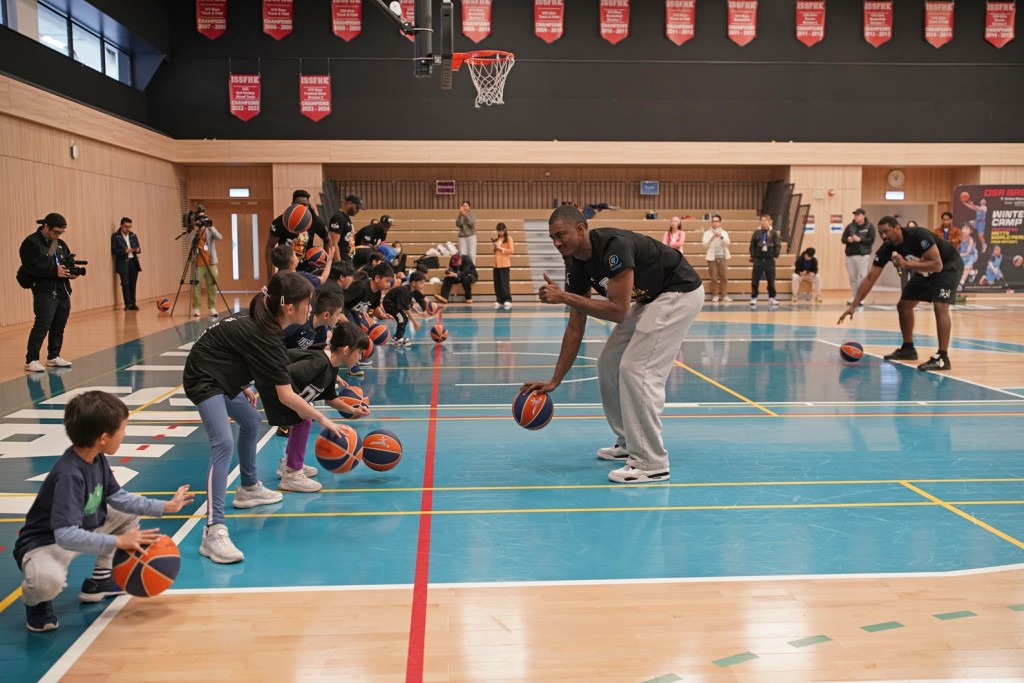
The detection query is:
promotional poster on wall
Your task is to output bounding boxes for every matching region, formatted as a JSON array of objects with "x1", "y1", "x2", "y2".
[{"x1": 953, "y1": 185, "x2": 1024, "y2": 293}]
